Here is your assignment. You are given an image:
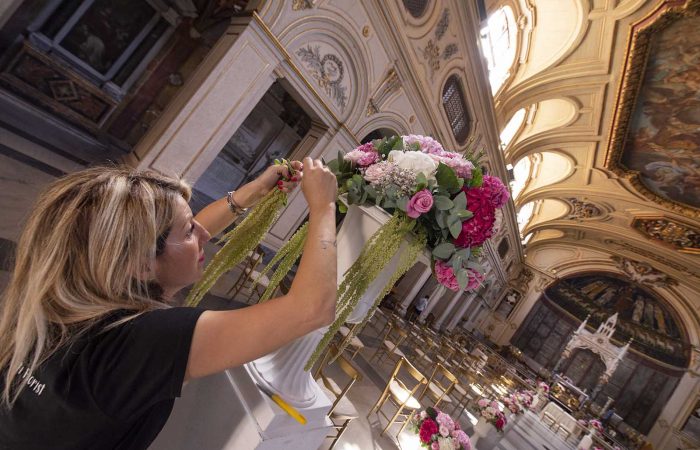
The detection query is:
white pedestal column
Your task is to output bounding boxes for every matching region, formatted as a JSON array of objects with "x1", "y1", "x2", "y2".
[
  {"x1": 149, "y1": 364, "x2": 333, "y2": 450},
  {"x1": 445, "y1": 292, "x2": 478, "y2": 331},
  {"x1": 433, "y1": 289, "x2": 465, "y2": 330},
  {"x1": 418, "y1": 285, "x2": 447, "y2": 323},
  {"x1": 397, "y1": 266, "x2": 432, "y2": 317}
]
